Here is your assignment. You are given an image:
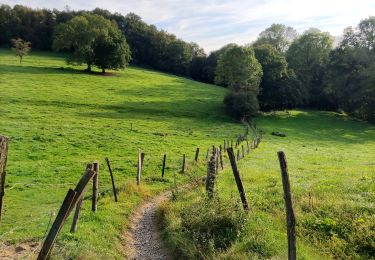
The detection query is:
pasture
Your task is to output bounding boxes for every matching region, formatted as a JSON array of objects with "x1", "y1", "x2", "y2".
[{"x1": 0, "y1": 49, "x2": 374, "y2": 259}]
